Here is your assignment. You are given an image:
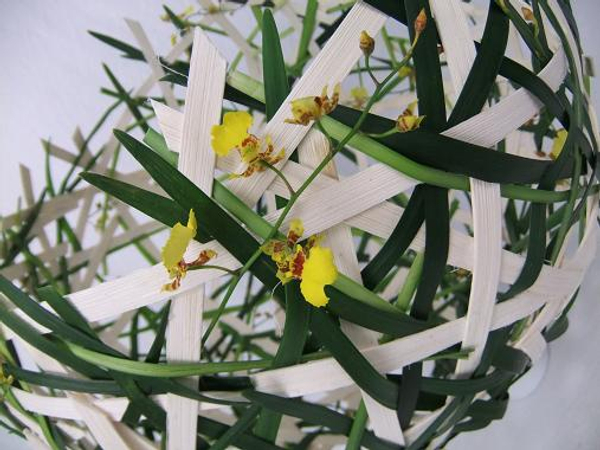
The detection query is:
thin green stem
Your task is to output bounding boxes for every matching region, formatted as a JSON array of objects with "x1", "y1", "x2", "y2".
[
  {"x1": 364, "y1": 56, "x2": 381, "y2": 87},
  {"x1": 260, "y1": 161, "x2": 296, "y2": 196},
  {"x1": 187, "y1": 264, "x2": 239, "y2": 277},
  {"x1": 346, "y1": 400, "x2": 368, "y2": 450},
  {"x1": 395, "y1": 252, "x2": 424, "y2": 313}
]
